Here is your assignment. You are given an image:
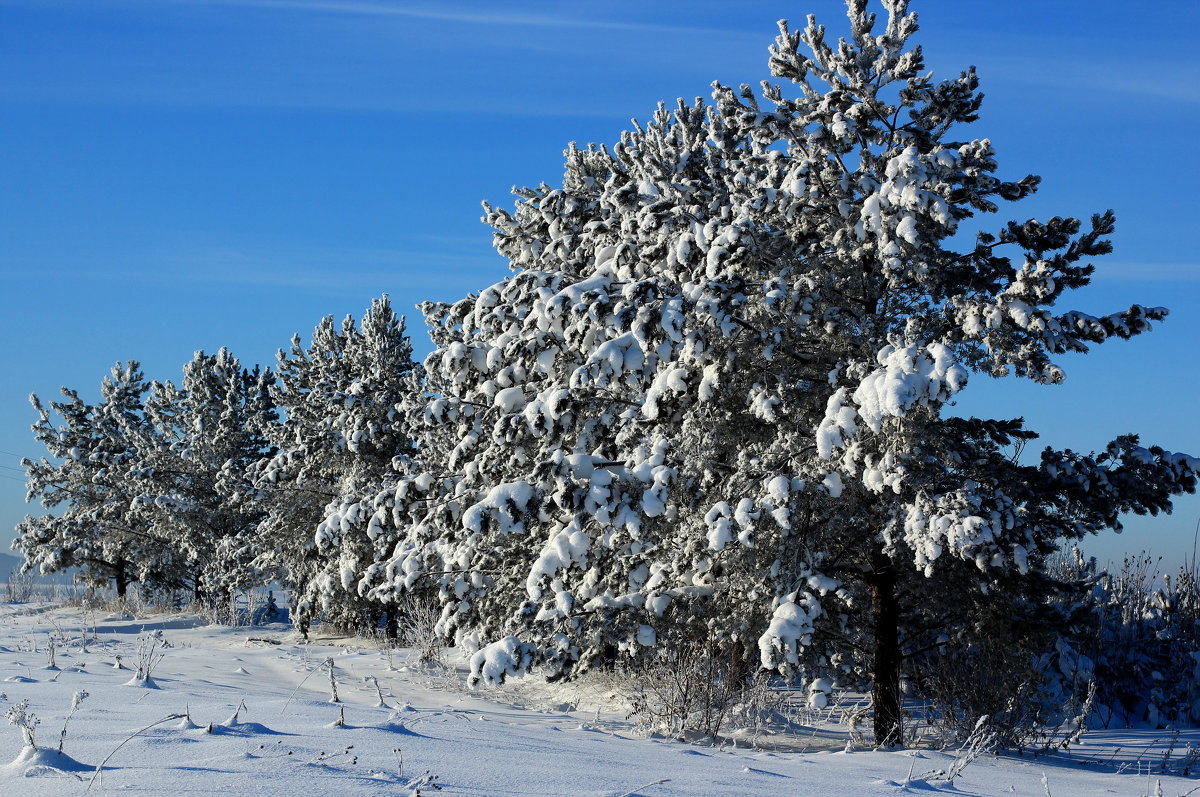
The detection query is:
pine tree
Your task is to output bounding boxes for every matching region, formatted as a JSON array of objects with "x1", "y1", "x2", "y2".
[
  {"x1": 252, "y1": 296, "x2": 422, "y2": 634},
  {"x1": 377, "y1": 0, "x2": 1200, "y2": 745},
  {"x1": 16, "y1": 363, "x2": 157, "y2": 597},
  {"x1": 129, "y1": 348, "x2": 277, "y2": 604}
]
